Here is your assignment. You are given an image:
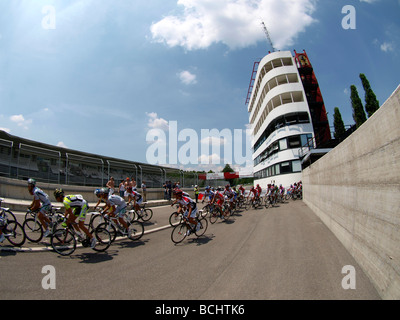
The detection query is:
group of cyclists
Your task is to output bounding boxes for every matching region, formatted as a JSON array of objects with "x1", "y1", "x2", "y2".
[
  {"x1": 1, "y1": 177, "x2": 302, "y2": 249},
  {"x1": 0, "y1": 178, "x2": 146, "y2": 248},
  {"x1": 195, "y1": 181, "x2": 303, "y2": 217}
]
